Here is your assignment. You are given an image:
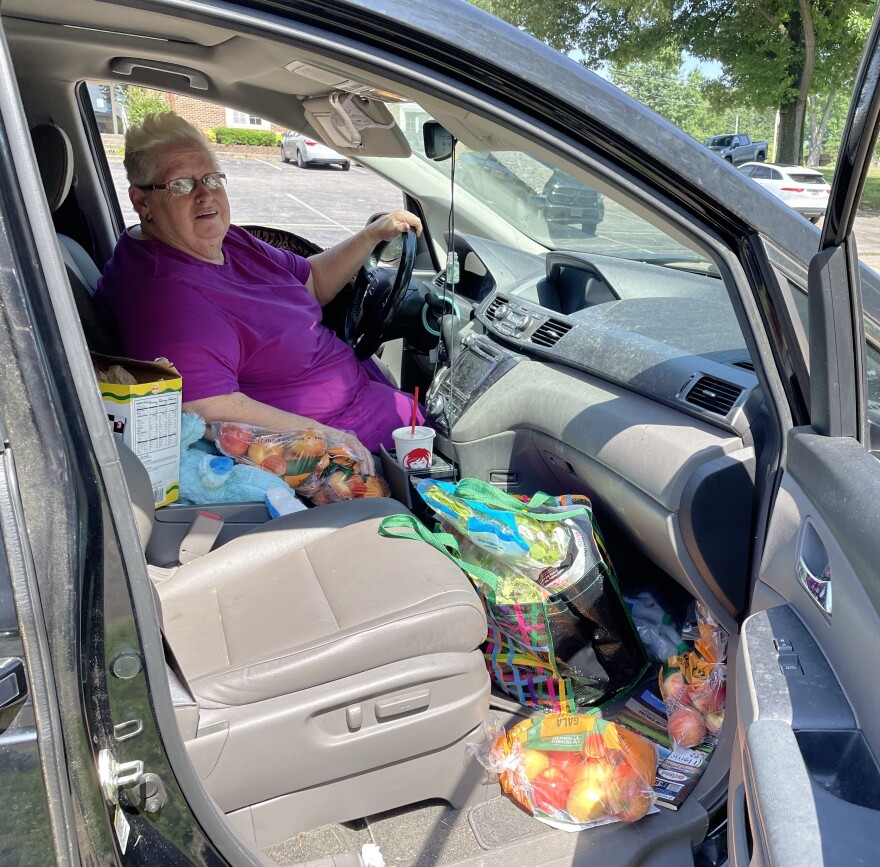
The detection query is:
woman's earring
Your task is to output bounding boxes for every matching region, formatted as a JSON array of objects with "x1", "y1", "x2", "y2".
[{"x1": 145, "y1": 213, "x2": 153, "y2": 223}]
